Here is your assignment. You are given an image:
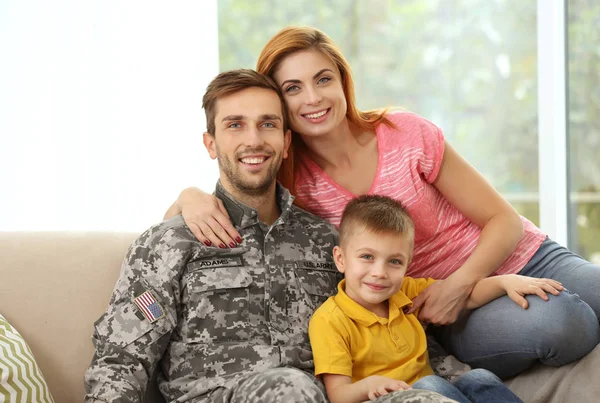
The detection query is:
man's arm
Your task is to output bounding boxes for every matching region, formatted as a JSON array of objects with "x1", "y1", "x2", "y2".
[
  {"x1": 466, "y1": 274, "x2": 563, "y2": 310},
  {"x1": 84, "y1": 226, "x2": 189, "y2": 403}
]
